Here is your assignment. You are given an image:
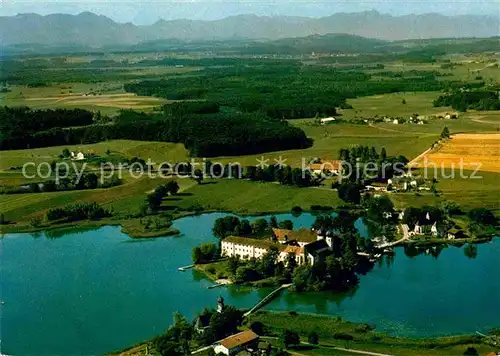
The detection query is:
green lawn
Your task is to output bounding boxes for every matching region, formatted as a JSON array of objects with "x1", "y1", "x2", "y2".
[{"x1": 164, "y1": 179, "x2": 342, "y2": 215}]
